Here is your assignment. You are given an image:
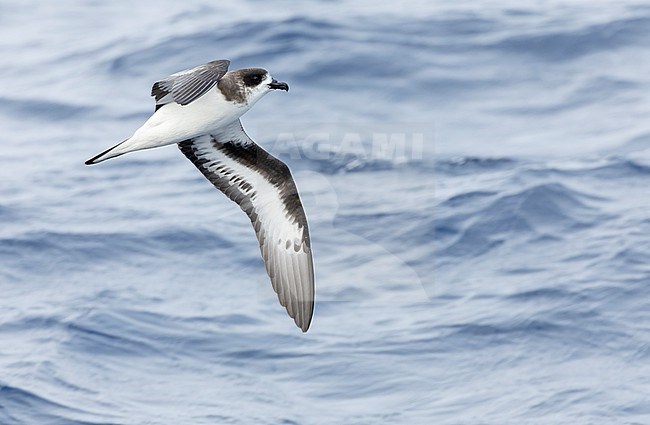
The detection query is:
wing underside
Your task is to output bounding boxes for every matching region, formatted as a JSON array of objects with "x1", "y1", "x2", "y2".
[{"x1": 178, "y1": 122, "x2": 314, "y2": 331}]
